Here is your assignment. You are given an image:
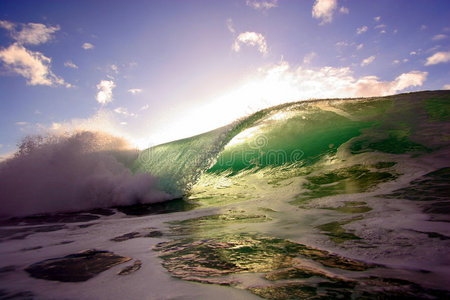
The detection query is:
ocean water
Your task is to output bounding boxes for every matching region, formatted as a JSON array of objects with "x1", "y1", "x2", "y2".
[{"x1": 0, "y1": 90, "x2": 449, "y2": 299}]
